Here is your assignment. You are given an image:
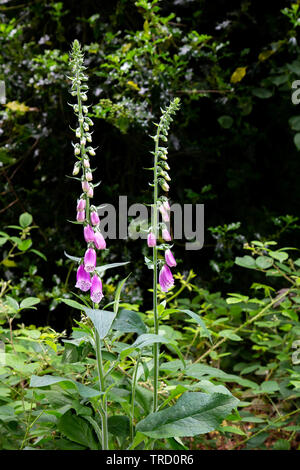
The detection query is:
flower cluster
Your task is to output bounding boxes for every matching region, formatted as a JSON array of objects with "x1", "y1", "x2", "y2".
[
  {"x1": 69, "y1": 40, "x2": 105, "y2": 304},
  {"x1": 147, "y1": 98, "x2": 180, "y2": 292}
]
